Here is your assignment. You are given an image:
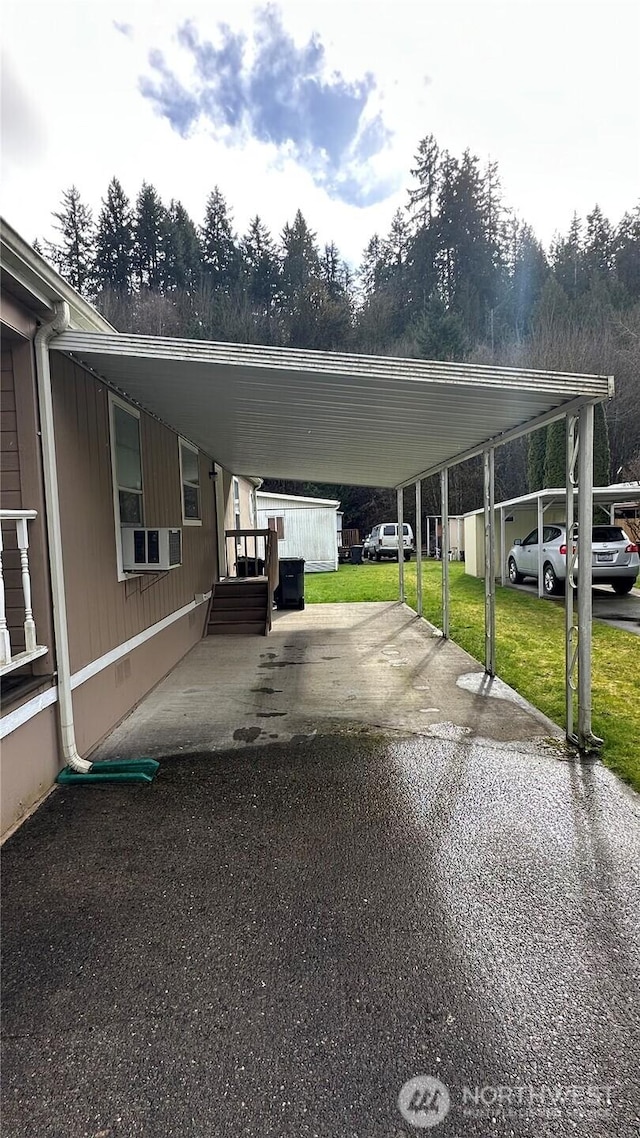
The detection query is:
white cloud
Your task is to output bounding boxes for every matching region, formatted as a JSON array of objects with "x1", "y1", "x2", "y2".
[{"x1": 1, "y1": 0, "x2": 638, "y2": 264}]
